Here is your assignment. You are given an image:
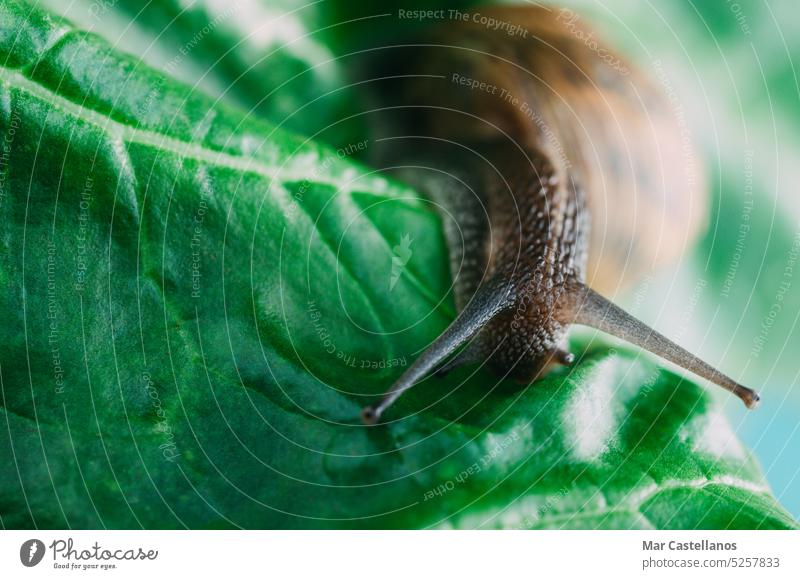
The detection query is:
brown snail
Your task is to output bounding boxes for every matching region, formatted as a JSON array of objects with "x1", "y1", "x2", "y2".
[{"x1": 361, "y1": 5, "x2": 759, "y2": 424}]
